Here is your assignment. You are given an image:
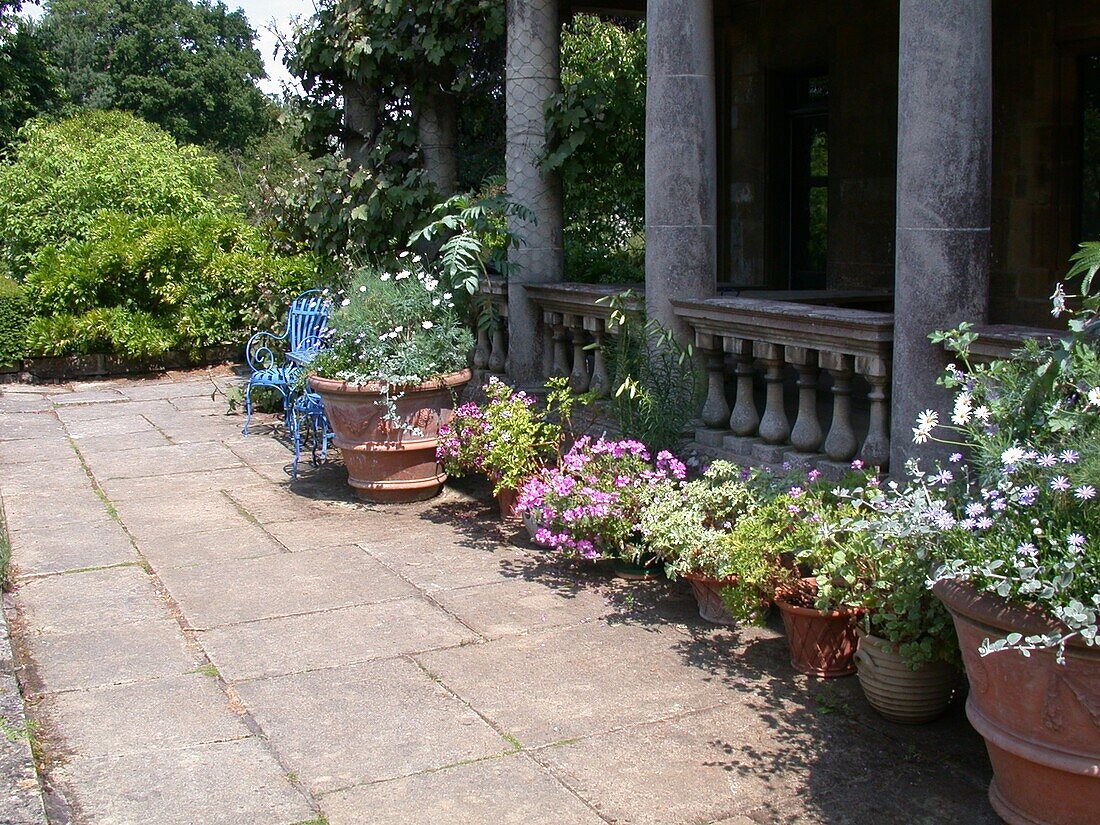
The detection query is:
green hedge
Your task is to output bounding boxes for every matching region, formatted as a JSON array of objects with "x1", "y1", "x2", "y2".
[
  {"x1": 0, "y1": 276, "x2": 27, "y2": 367},
  {"x1": 24, "y1": 212, "x2": 316, "y2": 359}
]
